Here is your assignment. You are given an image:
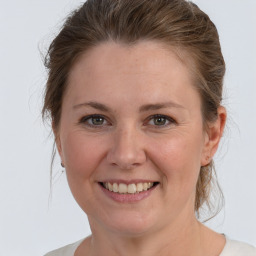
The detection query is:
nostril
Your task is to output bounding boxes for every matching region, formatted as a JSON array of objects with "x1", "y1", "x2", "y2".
[
  {"x1": 110, "y1": 162, "x2": 139, "y2": 170},
  {"x1": 106, "y1": 141, "x2": 147, "y2": 169}
]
